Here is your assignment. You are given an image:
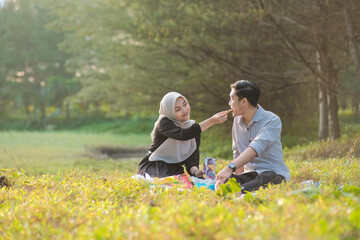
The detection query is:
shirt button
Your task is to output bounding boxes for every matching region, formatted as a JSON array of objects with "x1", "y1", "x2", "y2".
[{"x1": 249, "y1": 140, "x2": 251, "y2": 142}]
